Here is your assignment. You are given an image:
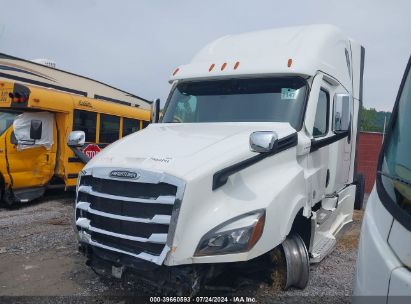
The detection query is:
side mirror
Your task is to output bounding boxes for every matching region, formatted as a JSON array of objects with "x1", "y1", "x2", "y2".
[
  {"x1": 30, "y1": 120, "x2": 42, "y2": 140},
  {"x1": 250, "y1": 131, "x2": 278, "y2": 153},
  {"x1": 151, "y1": 98, "x2": 160, "y2": 123},
  {"x1": 68, "y1": 131, "x2": 85, "y2": 147},
  {"x1": 333, "y1": 94, "x2": 352, "y2": 133}
]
